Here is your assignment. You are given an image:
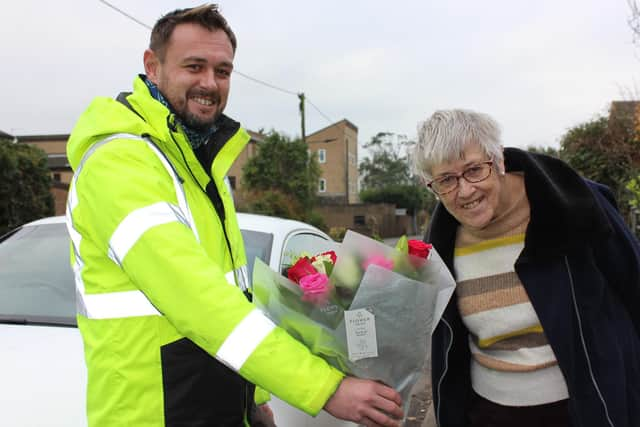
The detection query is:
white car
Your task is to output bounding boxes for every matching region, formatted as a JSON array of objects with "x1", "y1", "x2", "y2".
[{"x1": 0, "y1": 214, "x2": 355, "y2": 427}]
